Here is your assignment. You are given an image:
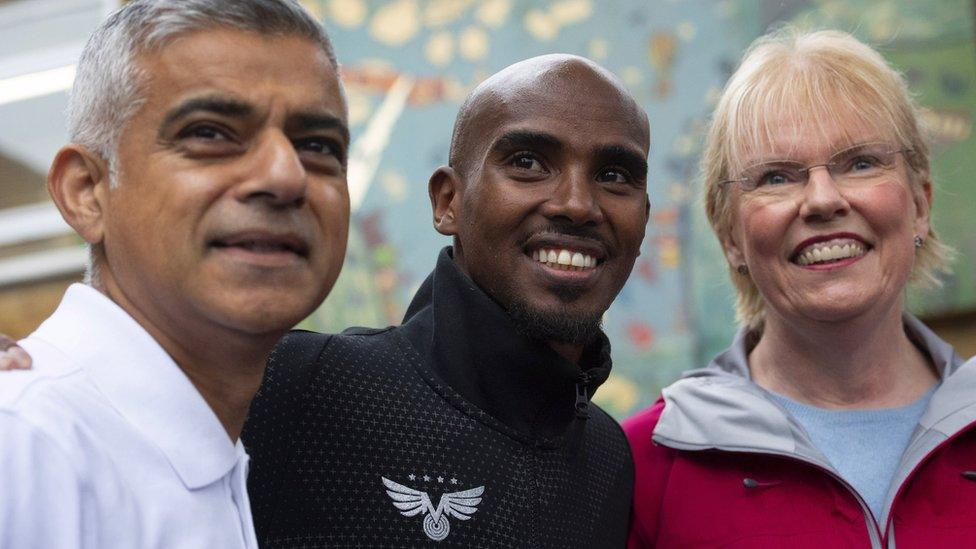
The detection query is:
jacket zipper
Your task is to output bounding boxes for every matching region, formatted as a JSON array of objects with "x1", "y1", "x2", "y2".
[
  {"x1": 795, "y1": 457, "x2": 885, "y2": 547},
  {"x1": 574, "y1": 372, "x2": 591, "y2": 418}
]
